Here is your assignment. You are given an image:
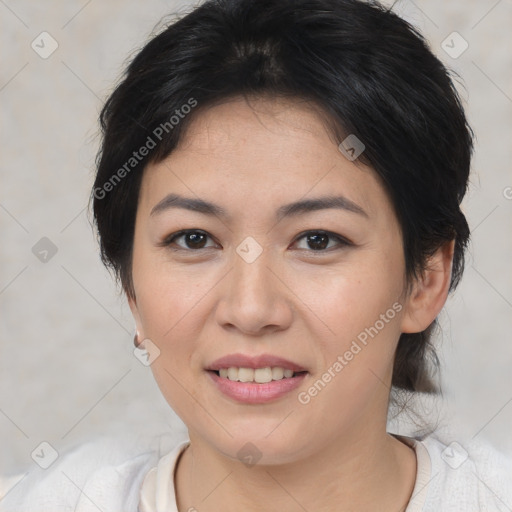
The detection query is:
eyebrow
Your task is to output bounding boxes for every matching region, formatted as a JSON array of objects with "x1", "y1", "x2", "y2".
[{"x1": 150, "y1": 193, "x2": 368, "y2": 220}]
